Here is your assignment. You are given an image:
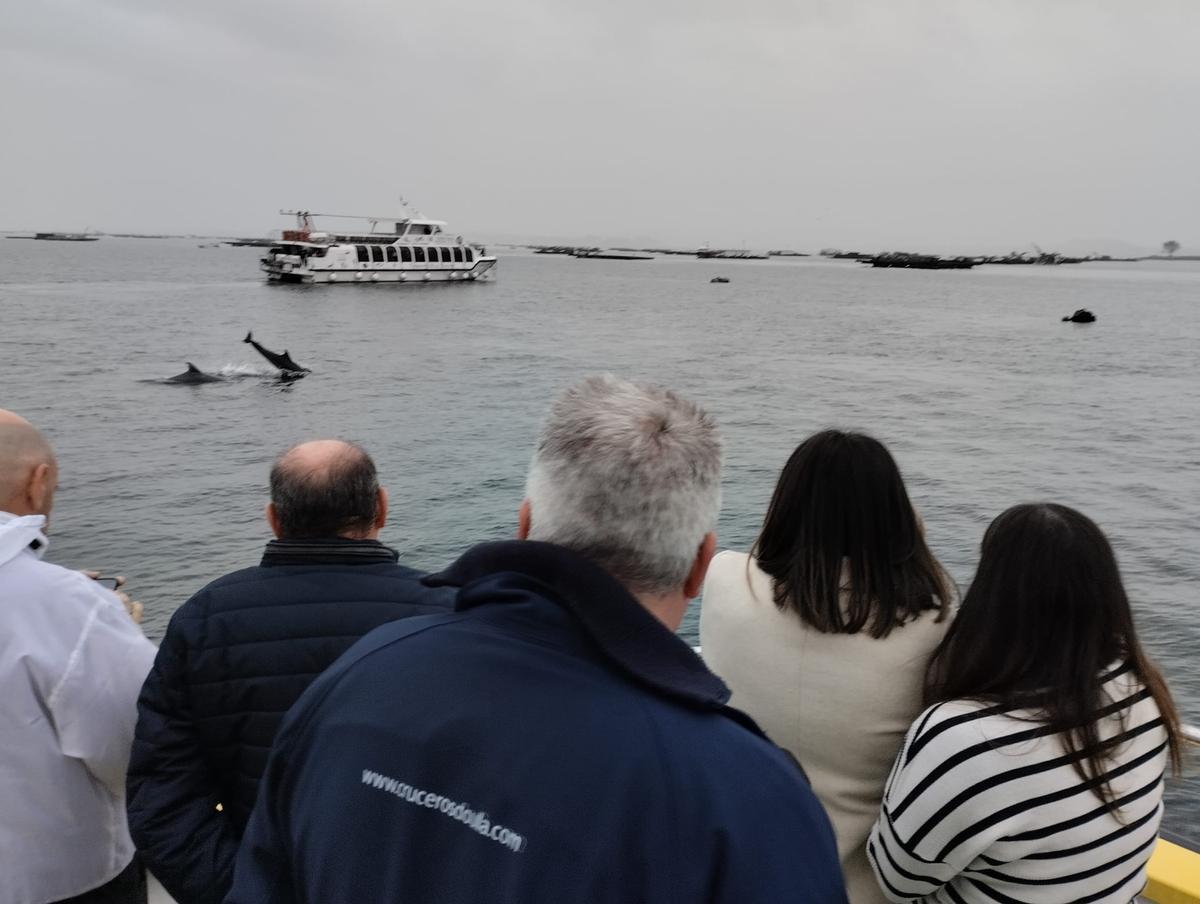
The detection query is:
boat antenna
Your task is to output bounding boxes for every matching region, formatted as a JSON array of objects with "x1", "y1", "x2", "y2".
[{"x1": 399, "y1": 194, "x2": 426, "y2": 219}]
